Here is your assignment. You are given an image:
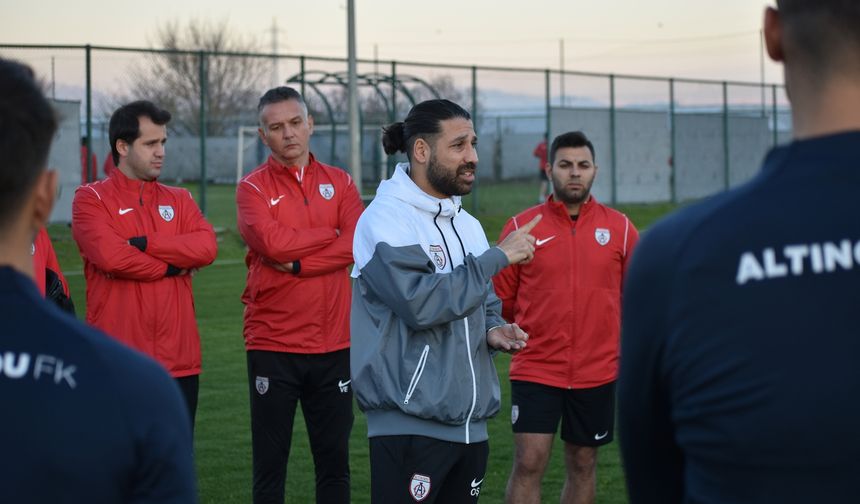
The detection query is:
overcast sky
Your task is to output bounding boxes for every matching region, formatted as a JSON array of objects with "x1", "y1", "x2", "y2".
[{"x1": 1, "y1": 0, "x2": 782, "y2": 84}]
